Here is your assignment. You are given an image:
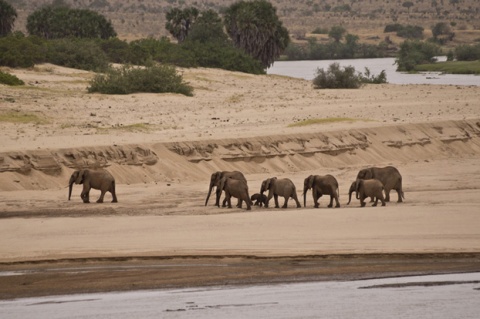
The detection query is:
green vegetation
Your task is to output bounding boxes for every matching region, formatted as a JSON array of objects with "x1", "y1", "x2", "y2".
[
  {"x1": 415, "y1": 60, "x2": 480, "y2": 74},
  {"x1": 395, "y1": 40, "x2": 440, "y2": 71},
  {"x1": 384, "y1": 23, "x2": 424, "y2": 39},
  {"x1": 27, "y1": 6, "x2": 116, "y2": 39},
  {"x1": 455, "y1": 43, "x2": 480, "y2": 61},
  {"x1": 0, "y1": 0, "x2": 17, "y2": 36},
  {"x1": 87, "y1": 65, "x2": 193, "y2": 96},
  {"x1": 312, "y1": 63, "x2": 387, "y2": 89},
  {"x1": 224, "y1": 0, "x2": 290, "y2": 68},
  {"x1": 288, "y1": 117, "x2": 358, "y2": 127},
  {"x1": 284, "y1": 26, "x2": 386, "y2": 61},
  {"x1": 0, "y1": 111, "x2": 47, "y2": 124},
  {"x1": 0, "y1": 70, "x2": 24, "y2": 85}
]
